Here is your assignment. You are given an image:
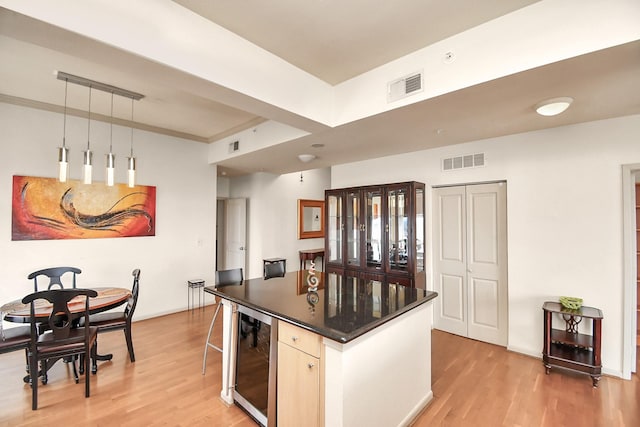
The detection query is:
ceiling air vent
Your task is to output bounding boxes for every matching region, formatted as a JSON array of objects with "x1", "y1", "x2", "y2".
[
  {"x1": 442, "y1": 153, "x2": 485, "y2": 171},
  {"x1": 228, "y1": 140, "x2": 239, "y2": 154},
  {"x1": 387, "y1": 71, "x2": 423, "y2": 103}
]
